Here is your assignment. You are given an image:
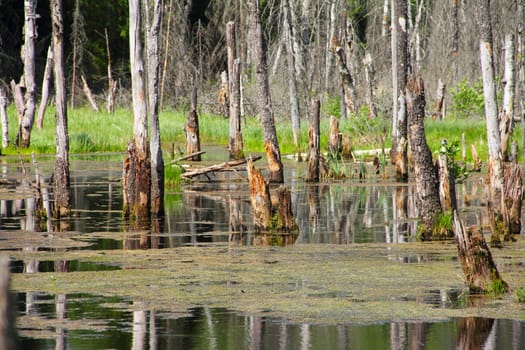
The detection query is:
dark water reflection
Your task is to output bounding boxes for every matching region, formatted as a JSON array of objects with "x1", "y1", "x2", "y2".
[{"x1": 15, "y1": 292, "x2": 525, "y2": 350}]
